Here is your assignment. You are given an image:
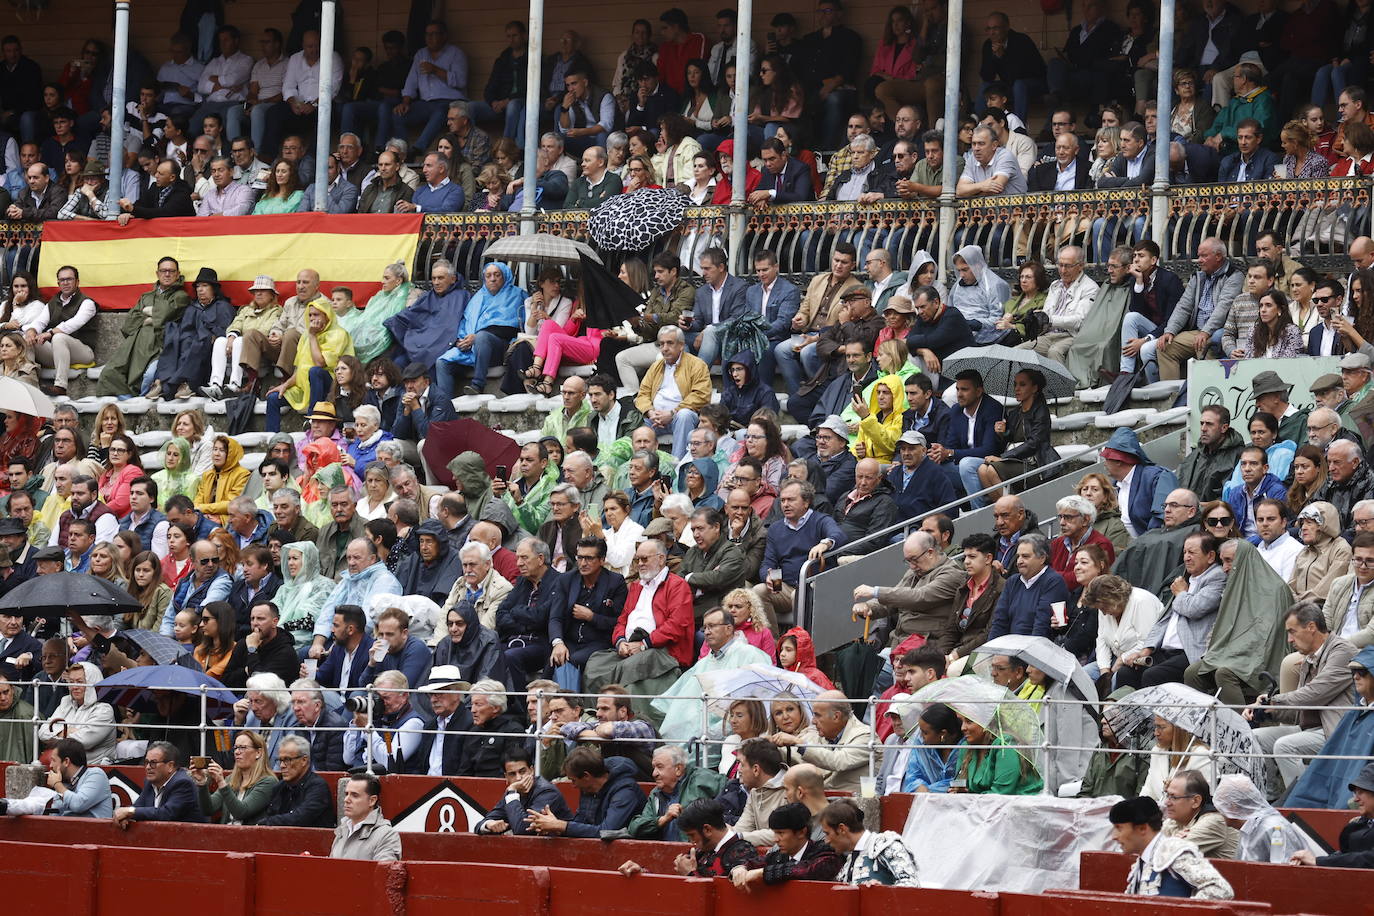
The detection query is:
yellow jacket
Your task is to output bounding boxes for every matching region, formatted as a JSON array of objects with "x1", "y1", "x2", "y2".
[
  {"x1": 284, "y1": 302, "x2": 354, "y2": 413},
  {"x1": 635, "y1": 352, "x2": 712, "y2": 415},
  {"x1": 852, "y1": 374, "x2": 908, "y2": 463},
  {"x1": 194, "y1": 435, "x2": 251, "y2": 522}
]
